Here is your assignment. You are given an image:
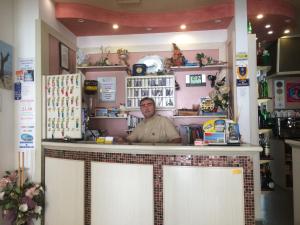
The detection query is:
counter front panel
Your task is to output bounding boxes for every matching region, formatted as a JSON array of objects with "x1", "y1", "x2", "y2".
[{"x1": 44, "y1": 146, "x2": 255, "y2": 225}]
